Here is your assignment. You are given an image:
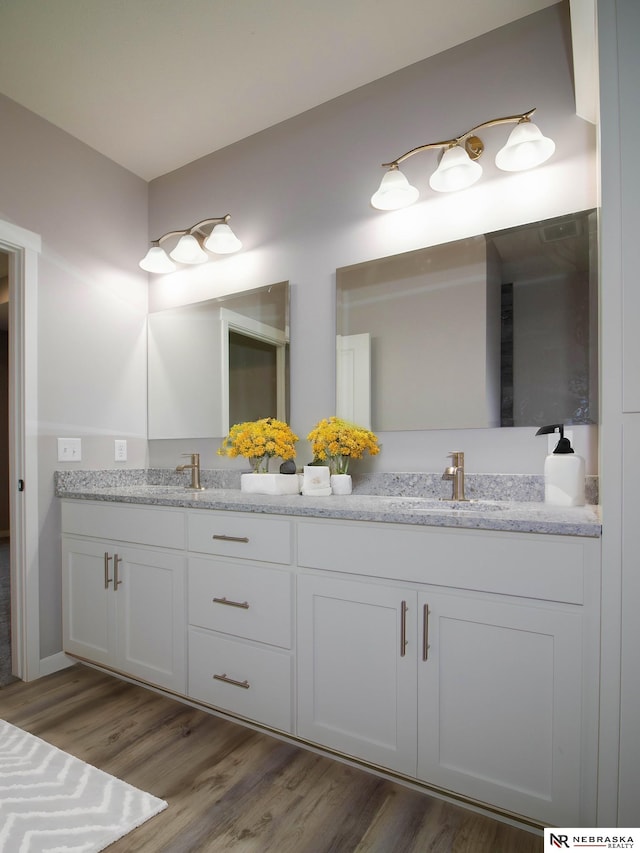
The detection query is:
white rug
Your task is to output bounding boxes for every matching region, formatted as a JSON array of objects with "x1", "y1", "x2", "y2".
[{"x1": 0, "y1": 719, "x2": 167, "y2": 852}]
